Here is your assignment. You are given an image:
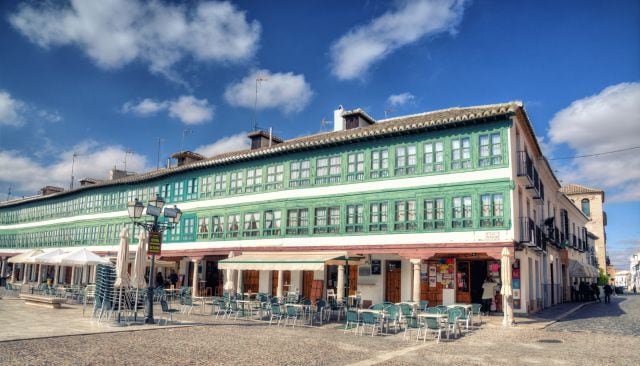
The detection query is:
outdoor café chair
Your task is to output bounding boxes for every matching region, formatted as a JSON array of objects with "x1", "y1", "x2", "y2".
[
  {"x1": 360, "y1": 311, "x2": 382, "y2": 337},
  {"x1": 344, "y1": 309, "x2": 360, "y2": 334},
  {"x1": 284, "y1": 305, "x2": 300, "y2": 327},
  {"x1": 446, "y1": 307, "x2": 463, "y2": 339},
  {"x1": 385, "y1": 305, "x2": 401, "y2": 333},
  {"x1": 269, "y1": 303, "x2": 284, "y2": 326},
  {"x1": 424, "y1": 316, "x2": 444, "y2": 343},
  {"x1": 419, "y1": 300, "x2": 429, "y2": 312},
  {"x1": 470, "y1": 303, "x2": 482, "y2": 326},
  {"x1": 454, "y1": 306, "x2": 472, "y2": 331},
  {"x1": 403, "y1": 315, "x2": 424, "y2": 342},
  {"x1": 159, "y1": 299, "x2": 180, "y2": 325}
]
